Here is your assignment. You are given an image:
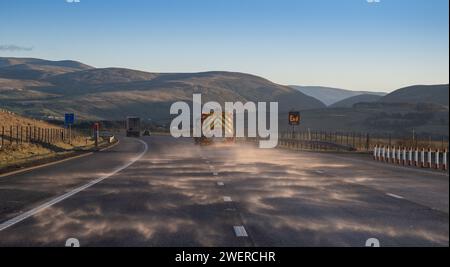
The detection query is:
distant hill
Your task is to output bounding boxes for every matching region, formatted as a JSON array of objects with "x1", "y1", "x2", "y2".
[
  {"x1": 380, "y1": 84, "x2": 449, "y2": 107},
  {"x1": 0, "y1": 58, "x2": 325, "y2": 121},
  {"x1": 280, "y1": 84, "x2": 449, "y2": 138},
  {"x1": 330, "y1": 94, "x2": 382, "y2": 108},
  {"x1": 46, "y1": 68, "x2": 159, "y2": 85},
  {"x1": 290, "y1": 85, "x2": 386, "y2": 106},
  {"x1": 1, "y1": 57, "x2": 447, "y2": 137},
  {"x1": 0, "y1": 57, "x2": 92, "y2": 70},
  {"x1": 0, "y1": 57, "x2": 93, "y2": 80}
]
